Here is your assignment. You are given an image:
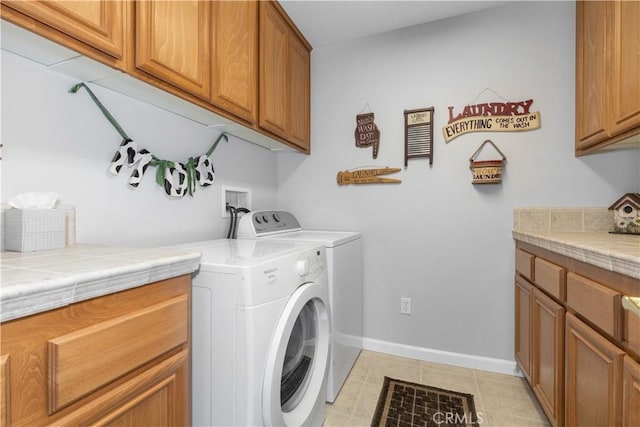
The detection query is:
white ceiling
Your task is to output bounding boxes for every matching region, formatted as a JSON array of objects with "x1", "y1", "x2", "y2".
[{"x1": 279, "y1": 0, "x2": 510, "y2": 47}]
